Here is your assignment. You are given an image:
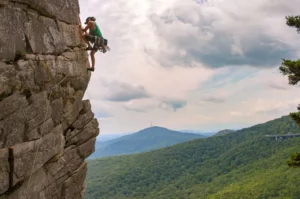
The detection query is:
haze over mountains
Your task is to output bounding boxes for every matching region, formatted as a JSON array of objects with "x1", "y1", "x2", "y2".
[
  {"x1": 90, "y1": 126, "x2": 207, "y2": 159},
  {"x1": 85, "y1": 115, "x2": 300, "y2": 199}
]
